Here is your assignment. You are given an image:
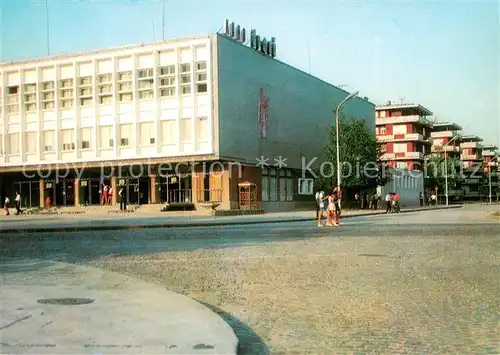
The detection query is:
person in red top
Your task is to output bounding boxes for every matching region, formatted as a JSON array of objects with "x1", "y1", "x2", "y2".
[{"x1": 393, "y1": 192, "x2": 401, "y2": 213}]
